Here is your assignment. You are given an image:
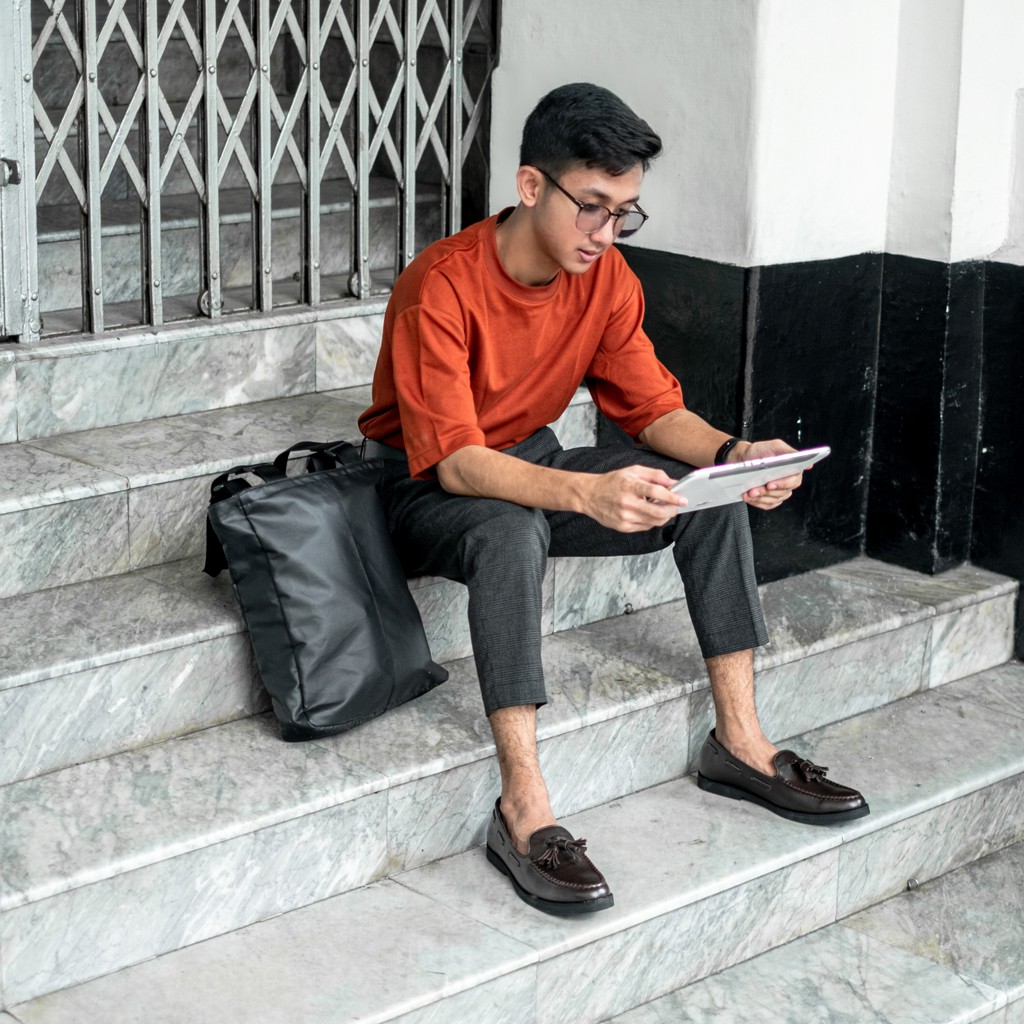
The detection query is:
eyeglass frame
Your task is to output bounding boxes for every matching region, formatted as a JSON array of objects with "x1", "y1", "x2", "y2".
[{"x1": 536, "y1": 168, "x2": 650, "y2": 239}]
